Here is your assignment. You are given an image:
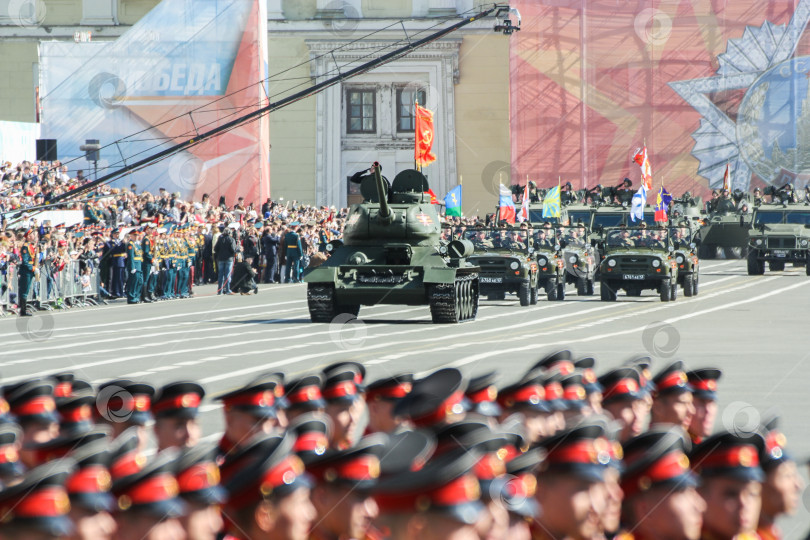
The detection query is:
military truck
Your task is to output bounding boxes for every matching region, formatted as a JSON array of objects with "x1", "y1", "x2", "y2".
[
  {"x1": 557, "y1": 224, "x2": 599, "y2": 296},
  {"x1": 598, "y1": 226, "x2": 679, "y2": 302},
  {"x1": 698, "y1": 191, "x2": 752, "y2": 259},
  {"x1": 532, "y1": 226, "x2": 566, "y2": 300},
  {"x1": 304, "y1": 165, "x2": 480, "y2": 323},
  {"x1": 464, "y1": 228, "x2": 538, "y2": 306},
  {"x1": 670, "y1": 223, "x2": 700, "y2": 296},
  {"x1": 746, "y1": 203, "x2": 810, "y2": 275}
]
